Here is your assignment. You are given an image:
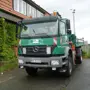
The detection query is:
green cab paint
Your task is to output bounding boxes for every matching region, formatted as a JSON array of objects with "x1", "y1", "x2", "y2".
[{"x1": 20, "y1": 38, "x2": 54, "y2": 46}]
